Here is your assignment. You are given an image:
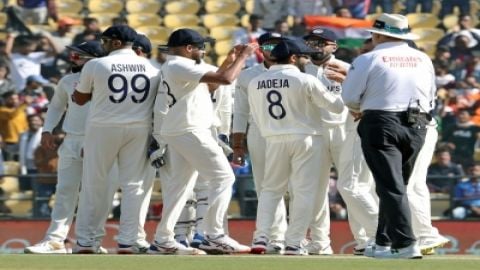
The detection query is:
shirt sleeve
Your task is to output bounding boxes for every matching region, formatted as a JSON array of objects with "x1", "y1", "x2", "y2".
[
  {"x1": 216, "y1": 84, "x2": 233, "y2": 135},
  {"x1": 309, "y1": 77, "x2": 344, "y2": 114},
  {"x1": 169, "y1": 61, "x2": 208, "y2": 86},
  {"x1": 76, "y1": 60, "x2": 97, "y2": 94},
  {"x1": 153, "y1": 71, "x2": 169, "y2": 138},
  {"x1": 341, "y1": 55, "x2": 370, "y2": 112},
  {"x1": 232, "y1": 73, "x2": 250, "y2": 133},
  {"x1": 43, "y1": 78, "x2": 68, "y2": 133}
]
